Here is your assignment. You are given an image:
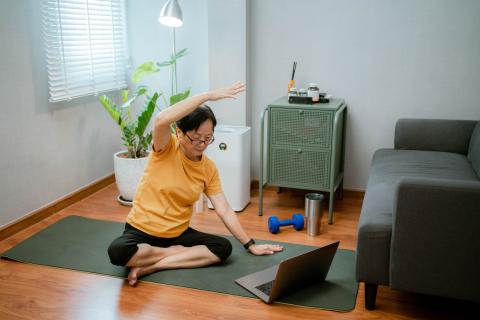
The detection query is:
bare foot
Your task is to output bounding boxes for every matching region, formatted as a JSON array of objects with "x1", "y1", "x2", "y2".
[
  {"x1": 128, "y1": 267, "x2": 141, "y2": 286},
  {"x1": 127, "y1": 262, "x2": 163, "y2": 287},
  {"x1": 127, "y1": 245, "x2": 189, "y2": 286}
]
